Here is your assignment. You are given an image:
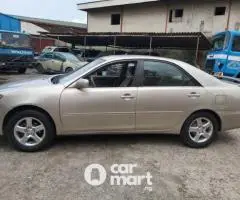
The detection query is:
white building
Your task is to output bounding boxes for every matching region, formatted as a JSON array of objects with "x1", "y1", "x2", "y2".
[{"x1": 78, "y1": 0, "x2": 239, "y2": 36}]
